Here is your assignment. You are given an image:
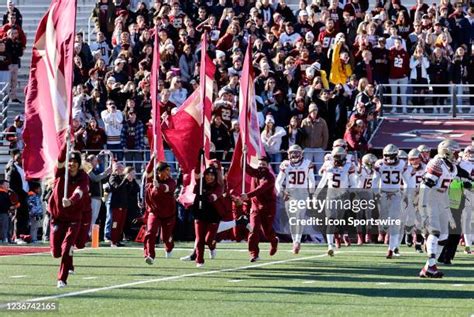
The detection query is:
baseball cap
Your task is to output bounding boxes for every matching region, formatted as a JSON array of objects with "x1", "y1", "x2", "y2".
[{"x1": 14, "y1": 114, "x2": 24, "y2": 121}]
